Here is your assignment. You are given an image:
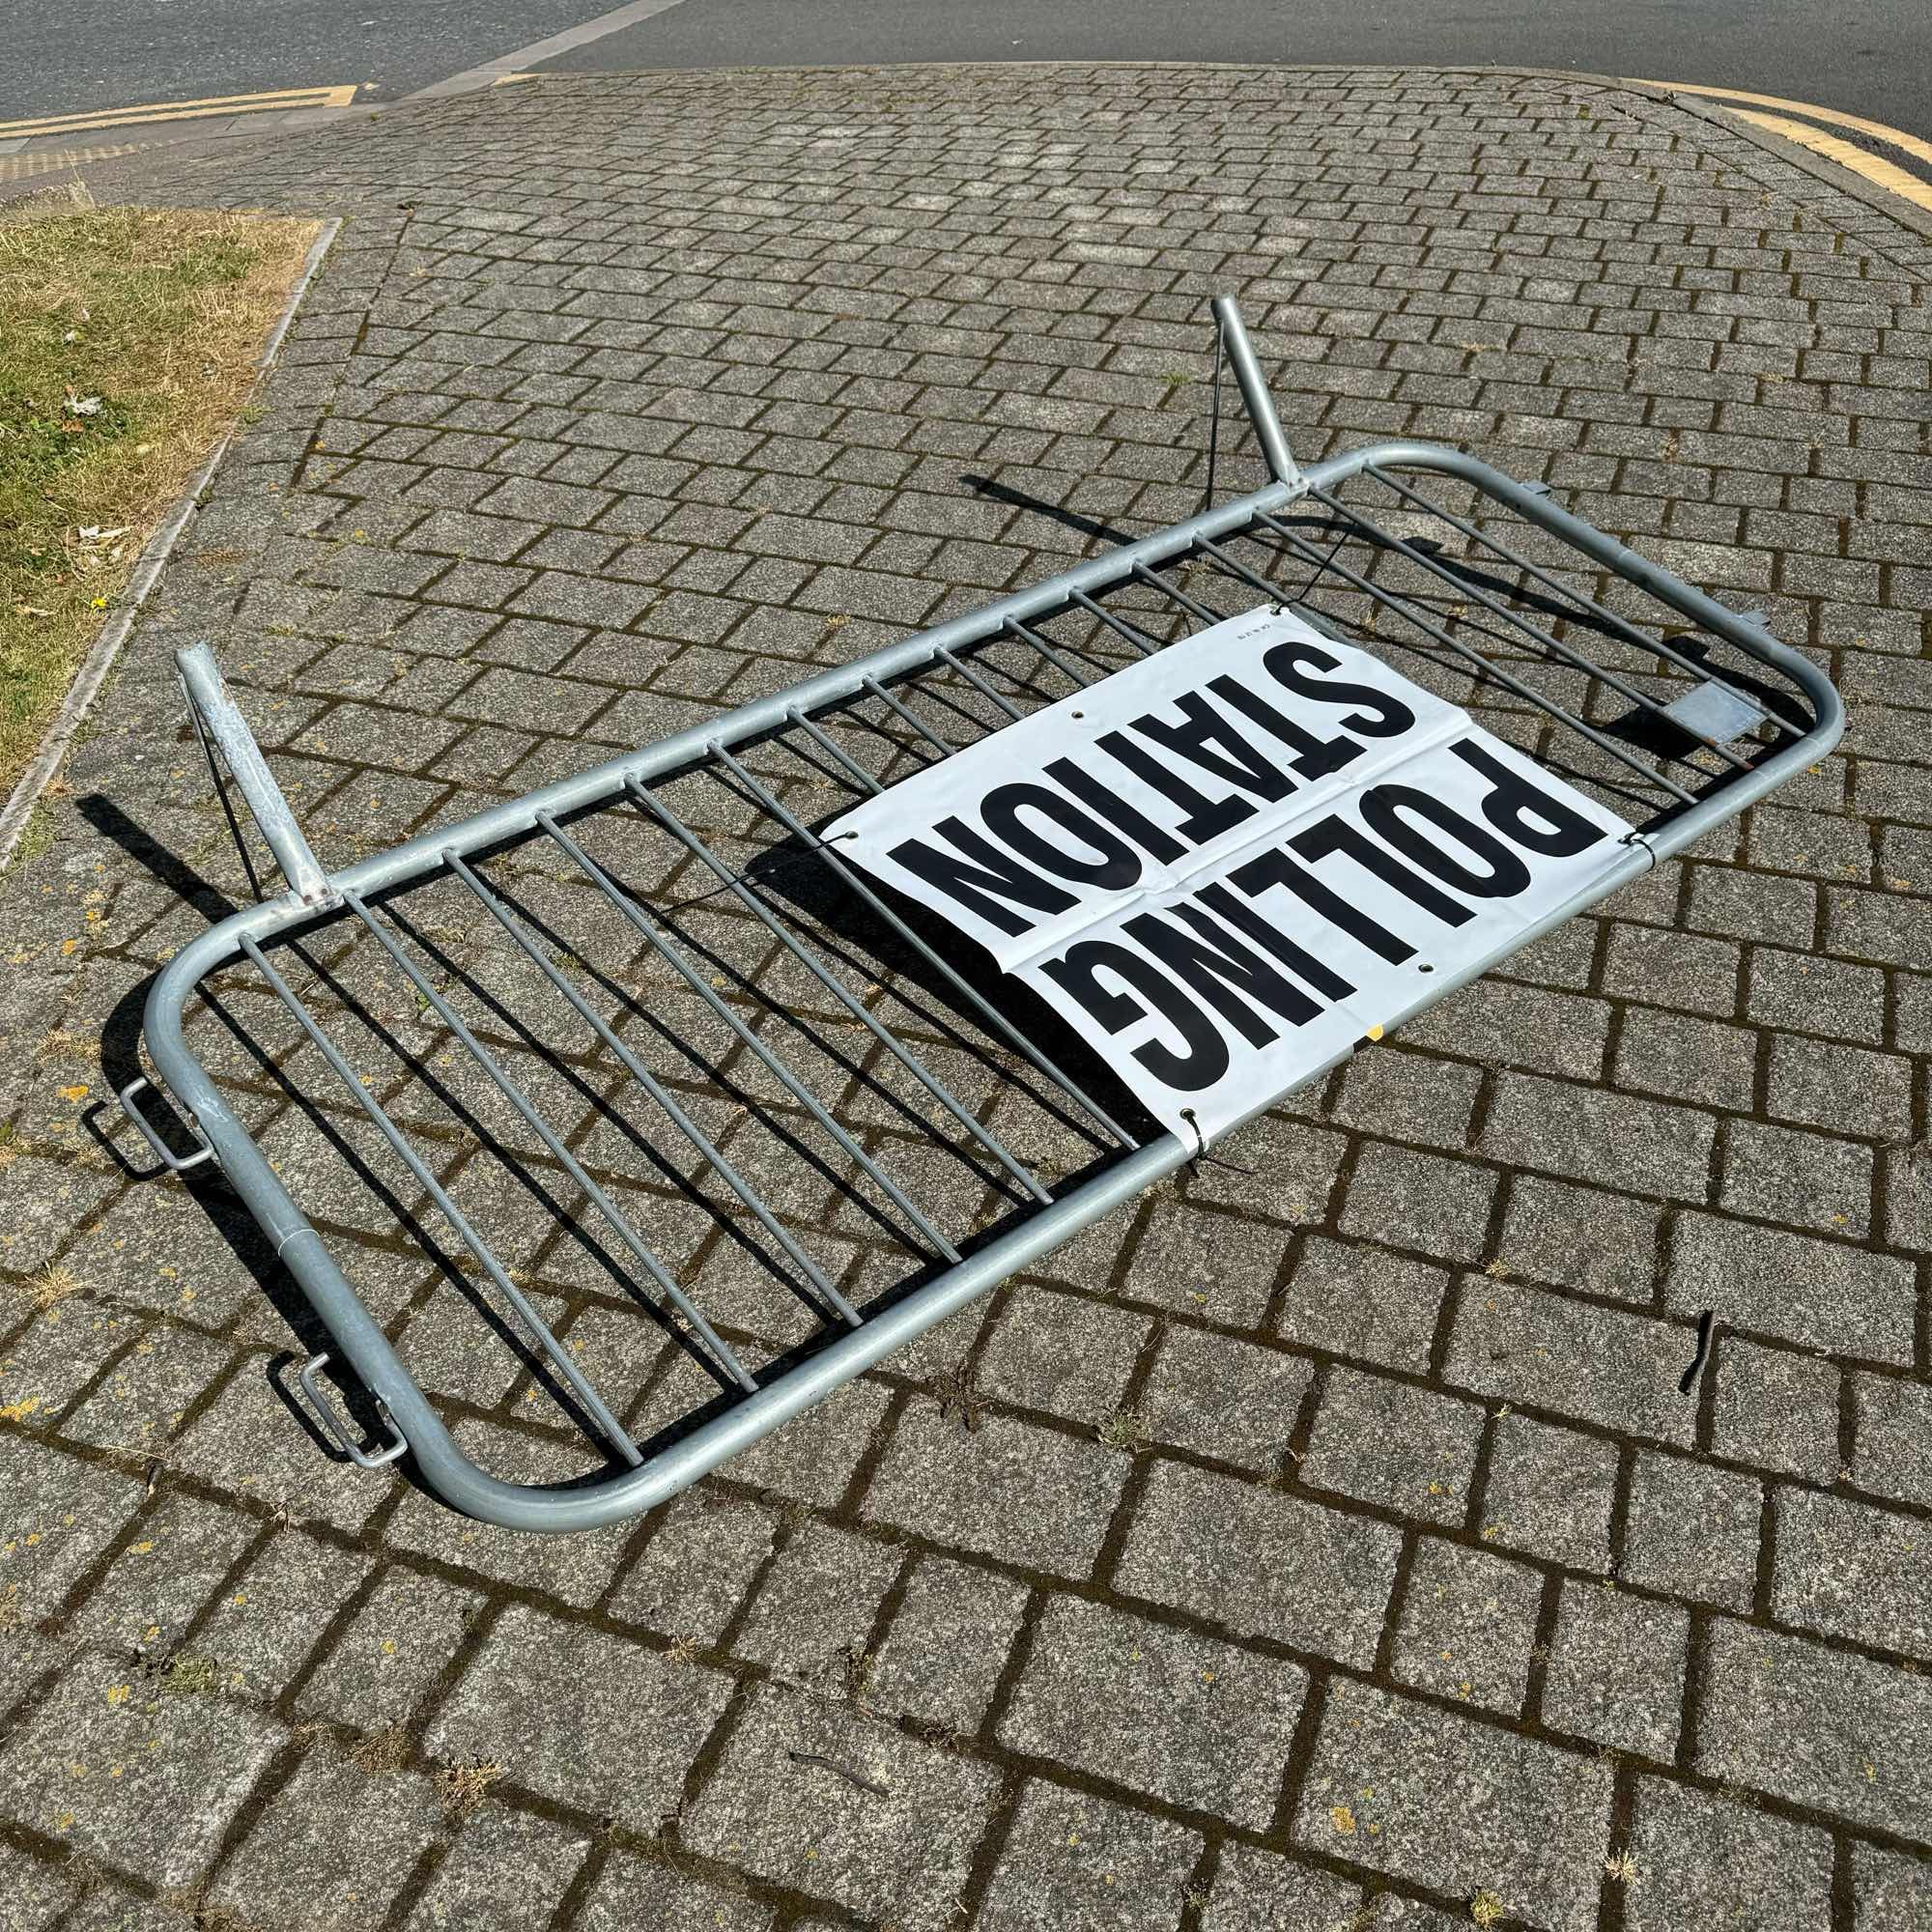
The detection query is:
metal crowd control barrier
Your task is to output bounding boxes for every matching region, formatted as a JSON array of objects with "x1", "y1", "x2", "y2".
[{"x1": 125, "y1": 298, "x2": 1843, "y2": 1532}]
